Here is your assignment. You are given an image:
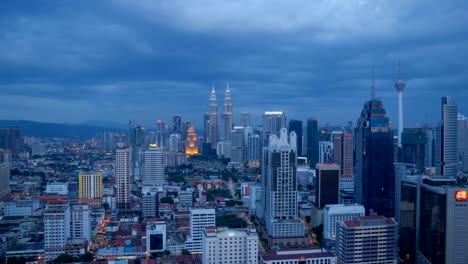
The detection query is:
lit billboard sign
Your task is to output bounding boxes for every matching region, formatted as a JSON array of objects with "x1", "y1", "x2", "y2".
[{"x1": 455, "y1": 190, "x2": 468, "y2": 201}]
